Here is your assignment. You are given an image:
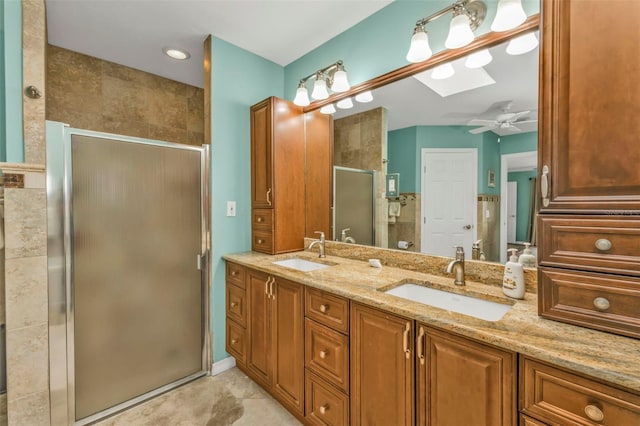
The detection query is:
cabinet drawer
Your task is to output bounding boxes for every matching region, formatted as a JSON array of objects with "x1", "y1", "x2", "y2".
[
  {"x1": 539, "y1": 216, "x2": 640, "y2": 276},
  {"x1": 306, "y1": 370, "x2": 349, "y2": 426},
  {"x1": 305, "y1": 319, "x2": 349, "y2": 394},
  {"x1": 252, "y1": 208, "x2": 273, "y2": 230},
  {"x1": 305, "y1": 288, "x2": 349, "y2": 334},
  {"x1": 226, "y1": 284, "x2": 246, "y2": 327},
  {"x1": 519, "y1": 415, "x2": 547, "y2": 426},
  {"x1": 539, "y1": 267, "x2": 640, "y2": 339},
  {"x1": 226, "y1": 320, "x2": 246, "y2": 365},
  {"x1": 252, "y1": 230, "x2": 274, "y2": 253},
  {"x1": 521, "y1": 357, "x2": 640, "y2": 425},
  {"x1": 226, "y1": 262, "x2": 245, "y2": 288}
]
